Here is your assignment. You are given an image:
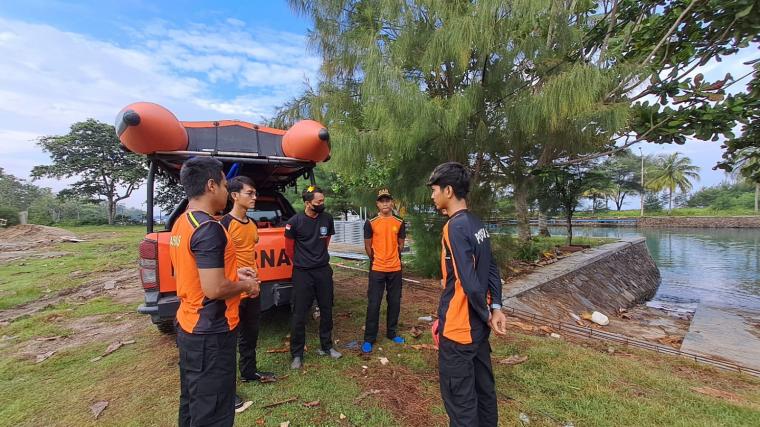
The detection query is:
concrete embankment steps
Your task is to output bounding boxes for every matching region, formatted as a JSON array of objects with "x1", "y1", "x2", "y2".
[{"x1": 502, "y1": 238, "x2": 661, "y2": 319}]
